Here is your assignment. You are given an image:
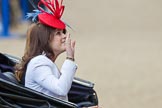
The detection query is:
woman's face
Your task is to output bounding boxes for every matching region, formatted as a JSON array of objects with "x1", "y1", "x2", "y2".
[{"x1": 50, "y1": 29, "x2": 67, "y2": 56}]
